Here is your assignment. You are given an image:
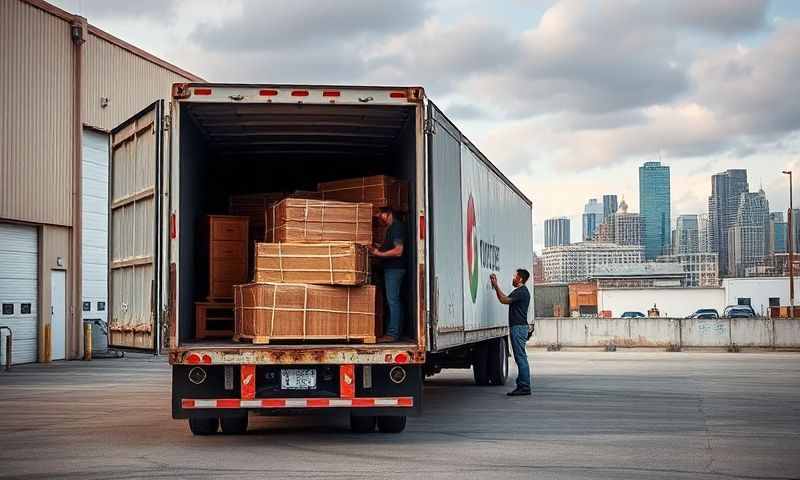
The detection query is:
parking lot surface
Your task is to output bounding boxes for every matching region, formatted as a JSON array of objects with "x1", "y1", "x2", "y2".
[{"x1": 1, "y1": 351, "x2": 799, "y2": 479}]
